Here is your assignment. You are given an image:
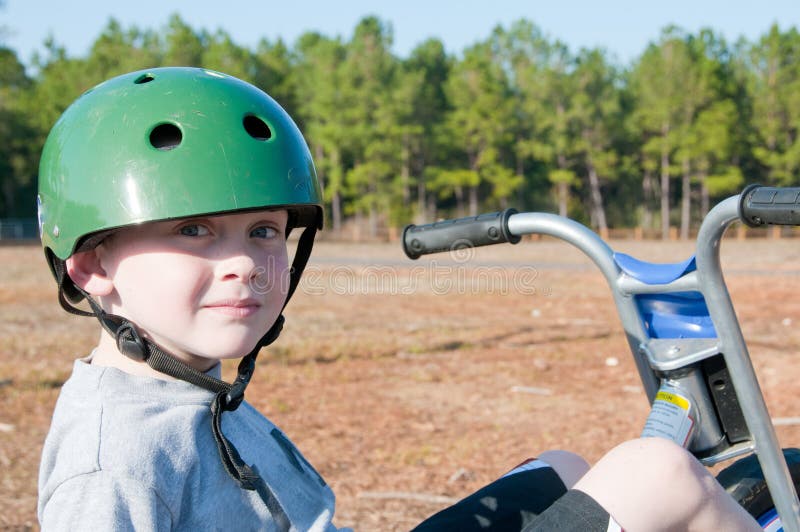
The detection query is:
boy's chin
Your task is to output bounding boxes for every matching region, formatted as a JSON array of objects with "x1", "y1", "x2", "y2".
[{"x1": 196, "y1": 341, "x2": 262, "y2": 361}]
